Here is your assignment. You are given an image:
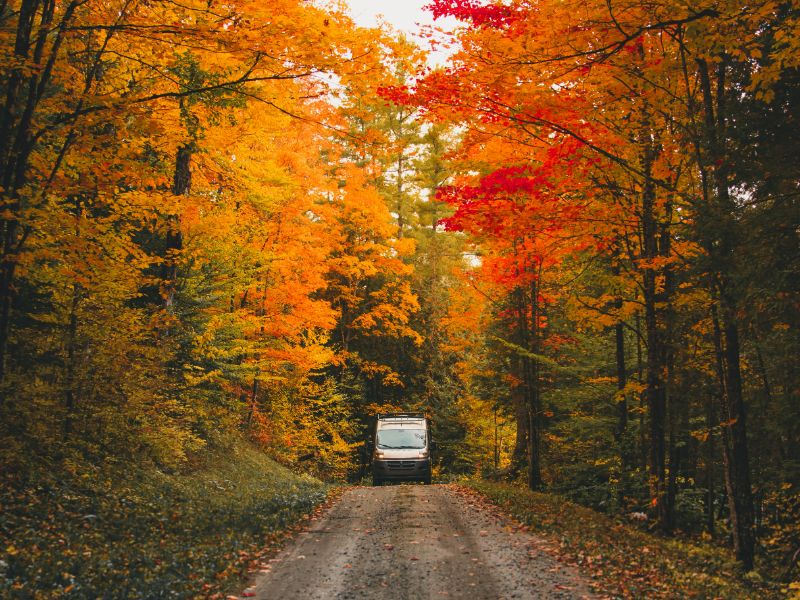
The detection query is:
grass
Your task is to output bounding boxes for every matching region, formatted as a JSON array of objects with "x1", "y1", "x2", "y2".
[
  {"x1": 0, "y1": 440, "x2": 328, "y2": 598},
  {"x1": 468, "y1": 480, "x2": 783, "y2": 599}
]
